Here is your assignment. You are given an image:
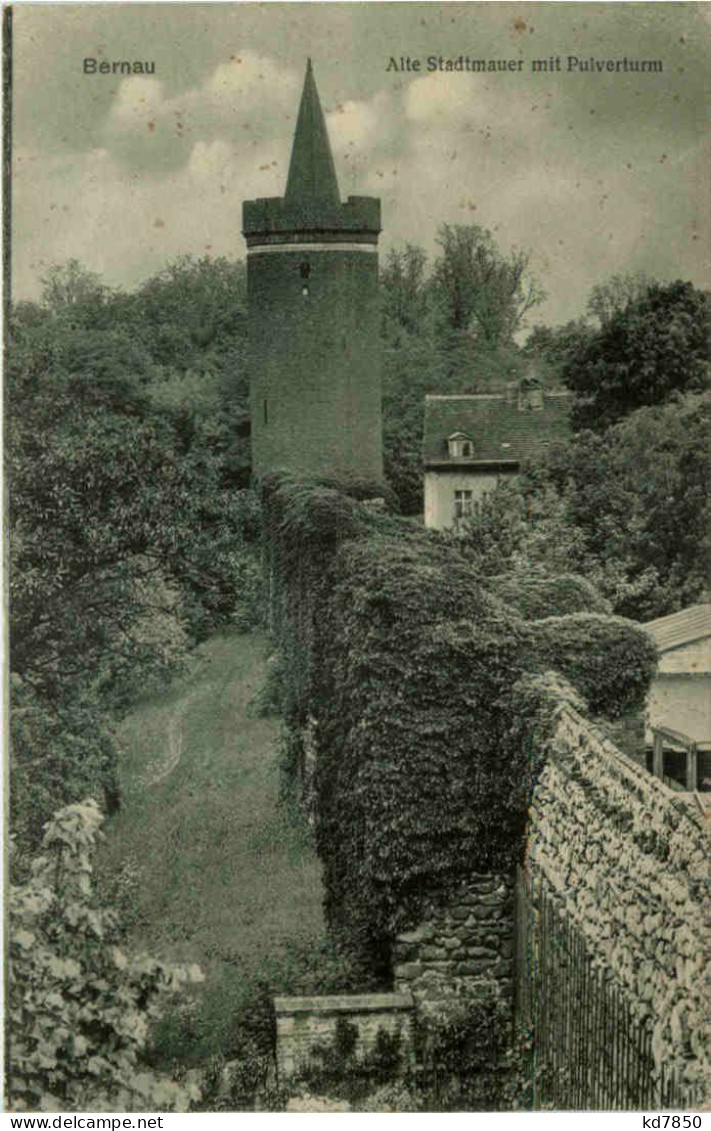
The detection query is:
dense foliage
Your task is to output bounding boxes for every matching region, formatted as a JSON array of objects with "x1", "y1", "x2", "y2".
[
  {"x1": 525, "y1": 614, "x2": 658, "y2": 719},
  {"x1": 484, "y1": 573, "x2": 611, "y2": 620},
  {"x1": 415, "y1": 987, "x2": 528, "y2": 1111},
  {"x1": 380, "y1": 227, "x2": 544, "y2": 513},
  {"x1": 262, "y1": 476, "x2": 656, "y2": 975},
  {"x1": 561, "y1": 280, "x2": 710, "y2": 431},
  {"x1": 460, "y1": 392, "x2": 710, "y2": 621},
  {"x1": 295, "y1": 1018, "x2": 404, "y2": 1104},
  {"x1": 8, "y1": 801, "x2": 203, "y2": 1112}
]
